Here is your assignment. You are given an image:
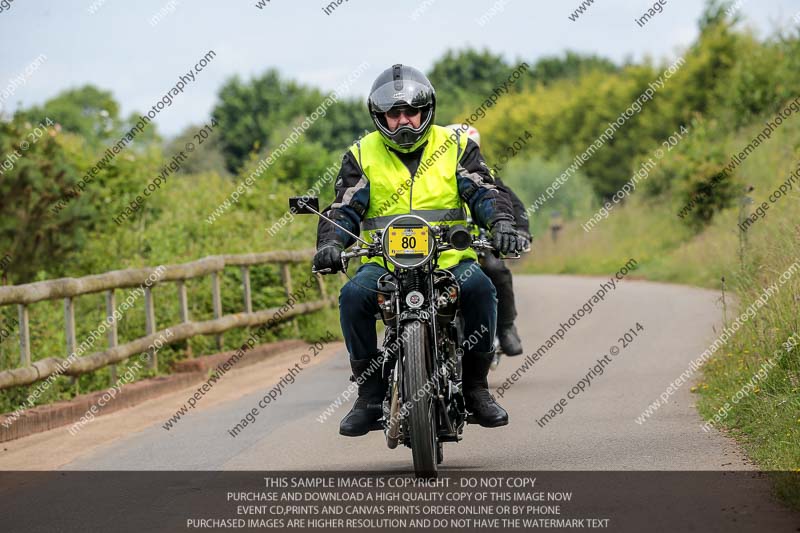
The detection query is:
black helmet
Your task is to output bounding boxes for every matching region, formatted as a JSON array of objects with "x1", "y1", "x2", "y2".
[{"x1": 368, "y1": 64, "x2": 436, "y2": 152}]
